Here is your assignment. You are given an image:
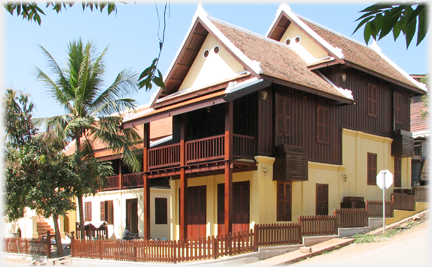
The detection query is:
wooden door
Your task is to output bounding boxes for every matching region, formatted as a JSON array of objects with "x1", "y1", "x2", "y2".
[
  {"x1": 126, "y1": 198, "x2": 138, "y2": 234},
  {"x1": 316, "y1": 184, "x2": 329, "y2": 215},
  {"x1": 185, "y1": 186, "x2": 206, "y2": 239},
  {"x1": 218, "y1": 181, "x2": 250, "y2": 235}
]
